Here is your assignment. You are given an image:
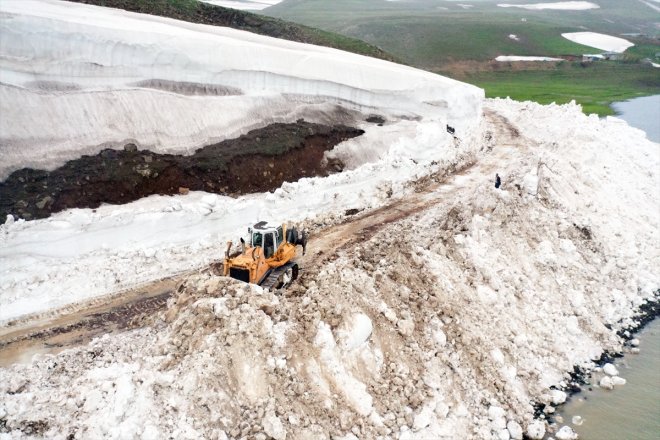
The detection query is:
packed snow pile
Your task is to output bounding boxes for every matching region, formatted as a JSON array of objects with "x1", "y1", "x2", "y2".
[
  {"x1": 0, "y1": 0, "x2": 483, "y2": 179},
  {"x1": 1, "y1": 99, "x2": 658, "y2": 439}
]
